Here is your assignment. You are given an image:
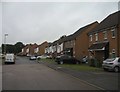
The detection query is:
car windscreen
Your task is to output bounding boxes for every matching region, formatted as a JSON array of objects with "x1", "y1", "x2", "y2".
[{"x1": 106, "y1": 58, "x2": 115, "y2": 62}]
